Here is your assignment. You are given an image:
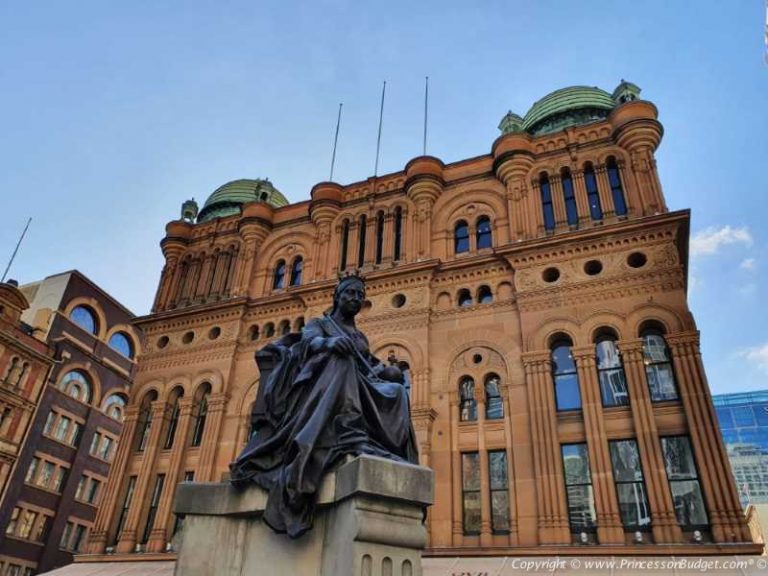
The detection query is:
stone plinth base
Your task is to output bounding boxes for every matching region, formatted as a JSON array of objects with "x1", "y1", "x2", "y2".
[{"x1": 173, "y1": 455, "x2": 434, "y2": 576}]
